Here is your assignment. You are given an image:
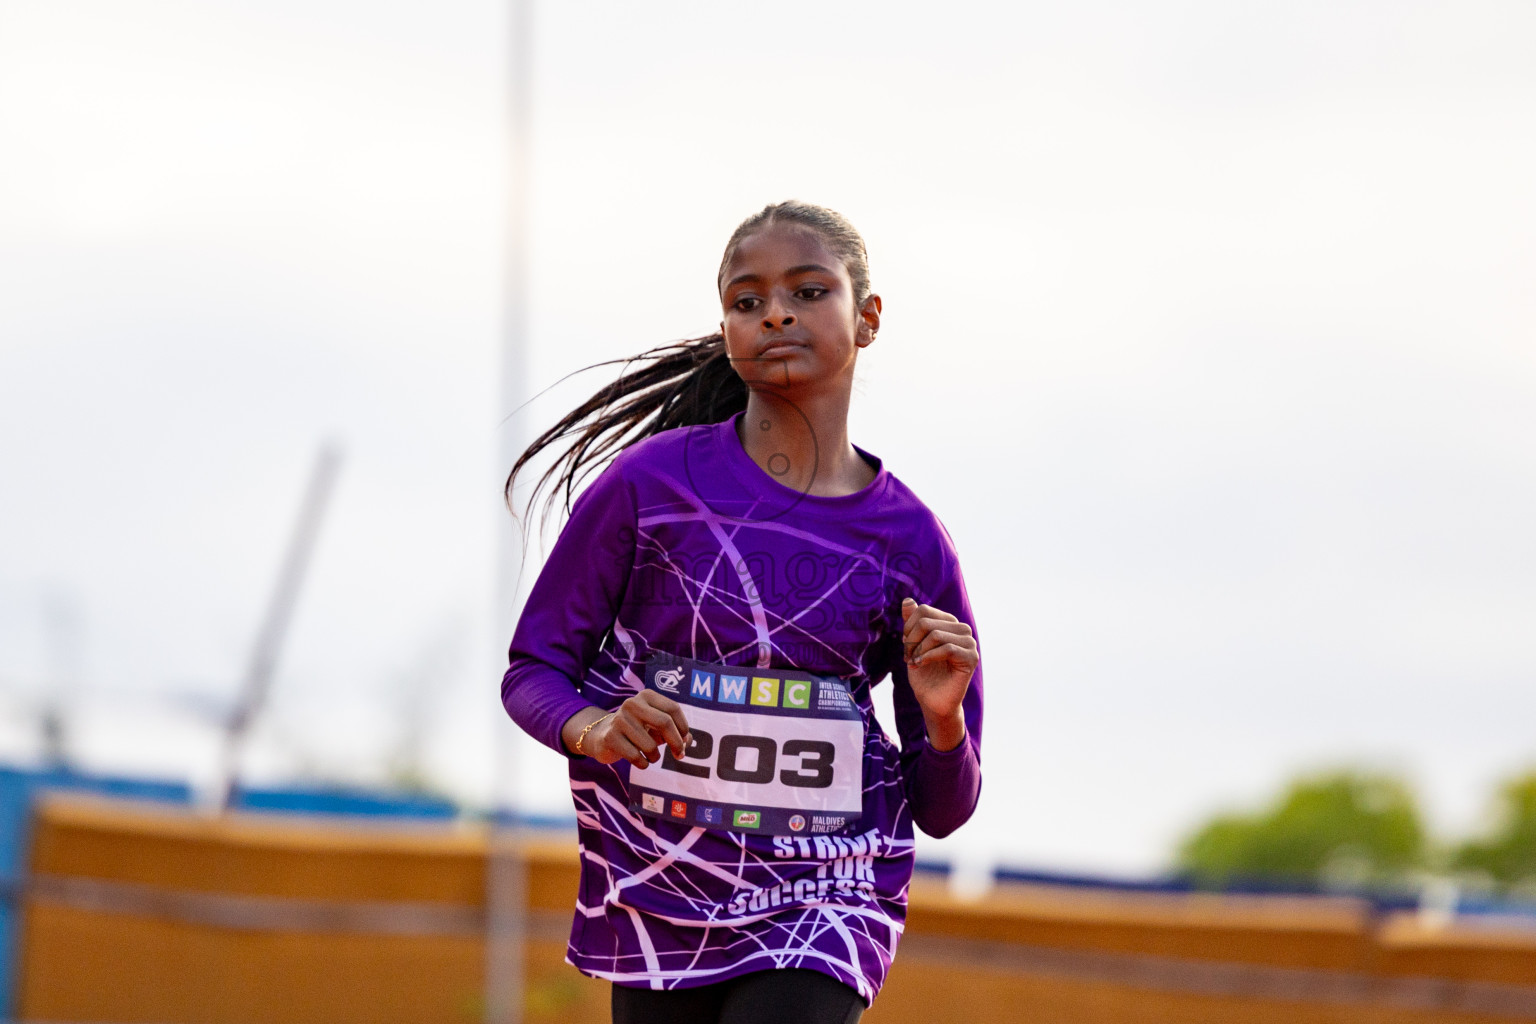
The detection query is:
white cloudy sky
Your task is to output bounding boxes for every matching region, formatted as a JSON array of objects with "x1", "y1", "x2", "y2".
[{"x1": 1, "y1": 0, "x2": 1533, "y2": 876}]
